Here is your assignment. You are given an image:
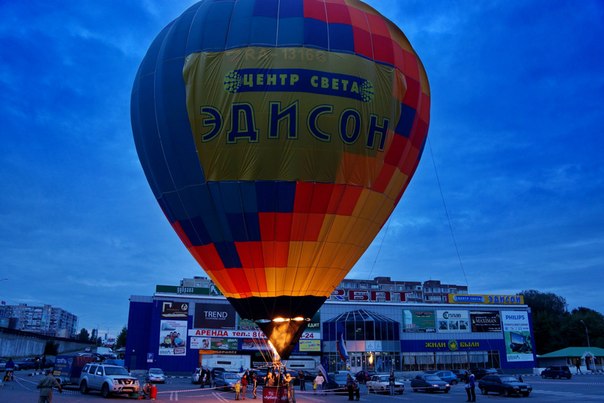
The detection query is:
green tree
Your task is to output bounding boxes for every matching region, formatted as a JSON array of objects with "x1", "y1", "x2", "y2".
[
  {"x1": 116, "y1": 326, "x2": 127, "y2": 349},
  {"x1": 521, "y1": 290, "x2": 570, "y2": 354},
  {"x1": 77, "y1": 328, "x2": 91, "y2": 342},
  {"x1": 569, "y1": 307, "x2": 604, "y2": 348}
]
